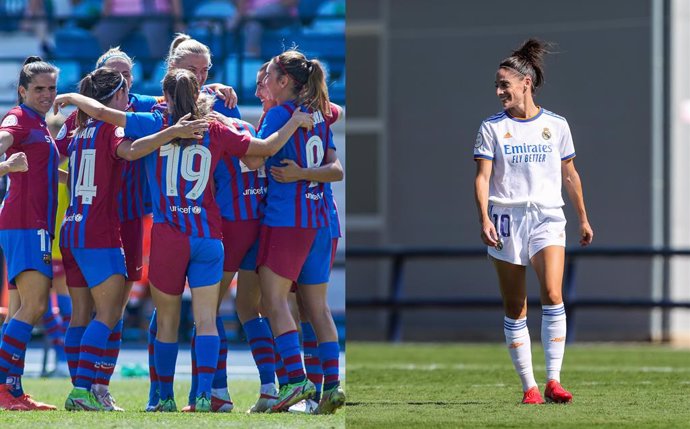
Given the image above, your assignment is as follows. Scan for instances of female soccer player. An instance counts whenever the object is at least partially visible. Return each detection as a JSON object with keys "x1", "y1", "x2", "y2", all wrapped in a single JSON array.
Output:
[
  {"x1": 257, "y1": 49, "x2": 345, "y2": 414},
  {"x1": 54, "y1": 68, "x2": 313, "y2": 412},
  {"x1": 473, "y1": 39, "x2": 594, "y2": 404},
  {"x1": 60, "y1": 67, "x2": 208, "y2": 411},
  {"x1": 0, "y1": 56, "x2": 60, "y2": 411}
]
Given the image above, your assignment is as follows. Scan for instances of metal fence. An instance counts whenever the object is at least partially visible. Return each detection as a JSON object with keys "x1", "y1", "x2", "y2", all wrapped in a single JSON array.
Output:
[{"x1": 346, "y1": 246, "x2": 690, "y2": 342}]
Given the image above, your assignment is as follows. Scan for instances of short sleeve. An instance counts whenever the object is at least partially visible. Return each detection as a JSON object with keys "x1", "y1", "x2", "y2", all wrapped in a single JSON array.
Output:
[
  {"x1": 473, "y1": 122, "x2": 495, "y2": 160},
  {"x1": 109, "y1": 126, "x2": 128, "y2": 160},
  {"x1": 128, "y1": 93, "x2": 159, "y2": 113},
  {"x1": 0, "y1": 110, "x2": 28, "y2": 145},
  {"x1": 211, "y1": 121, "x2": 250, "y2": 158},
  {"x1": 258, "y1": 105, "x2": 291, "y2": 139},
  {"x1": 560, "y1": 120, "x2": 576, "y2": 161},
  {"x1": 326, "y1": 103, "x2": 340, "y2": 125},
  {"x1": 54, "y1": 111, "x2": 76, "y2": 156},
  {"x1": 124, "y1": 111, "x2": 163, "y2": 139}
]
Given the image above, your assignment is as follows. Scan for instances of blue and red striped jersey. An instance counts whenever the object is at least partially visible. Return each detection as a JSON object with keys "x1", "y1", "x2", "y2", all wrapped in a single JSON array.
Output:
[
  {"x1": 214, "y1": 118, "x2": 267, "y2": 221},
  {"x1": 125, "y1": 110, "x2": 251, "y2": 238},
  {"x1": 258, "y1": 101, "x2": 335, "y2": 229},
  {"x1": 0, "y1": 104, "x2": 59, "y2": 235},
  {"x1": 60, "y1": 120, "x2": 126, "y2": 248}
]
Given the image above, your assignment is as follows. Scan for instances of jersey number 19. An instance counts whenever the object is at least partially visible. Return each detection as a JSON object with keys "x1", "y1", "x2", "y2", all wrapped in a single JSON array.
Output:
[{"x1": 160, "y1": 144, "x2": 212, "y2": 200}]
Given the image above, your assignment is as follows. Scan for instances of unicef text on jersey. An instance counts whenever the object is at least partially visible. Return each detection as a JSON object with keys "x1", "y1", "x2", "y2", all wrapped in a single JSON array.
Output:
[{"x1": 169, "y1": 205, "x2": 202, "y2": 215}]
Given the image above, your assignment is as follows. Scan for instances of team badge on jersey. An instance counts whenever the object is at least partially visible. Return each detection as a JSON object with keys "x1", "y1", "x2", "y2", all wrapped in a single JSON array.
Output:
[
  {"x1": 115, "y1": 127, "x2": 125, "y2": 138},
  {"x1": 542, "y1": 127, "x2": 551, "y2": 140},
  {"x1": 1, "y1": 115, "x2": 18, "y2": 127},
  {"x1": 475, "y1": 133, "x2": 483, "y2": 148},
  {"x1": 42, "y1": 253, "x2": 51, "y2": 265},
  {"x1": 57, "y1": 124, "x2": 67, "y2": 140}
]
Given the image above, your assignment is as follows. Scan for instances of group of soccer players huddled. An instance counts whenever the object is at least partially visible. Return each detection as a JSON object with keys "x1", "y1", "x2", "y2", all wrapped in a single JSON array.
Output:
[{"x1": 0, "y1": 32, "x2": 345, "y2": 414}]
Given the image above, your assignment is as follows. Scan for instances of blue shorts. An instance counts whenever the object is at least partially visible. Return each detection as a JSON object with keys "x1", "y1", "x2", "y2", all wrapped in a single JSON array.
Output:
[
  {"x1": 61, "y1": 247, "x2": 127, "y2": 288},
  {"x1": 149, "y1": 223, "x2": 224, "y2": 295},
  {"x1": 297, "y1": 227, "x2": 332, "y2": 285},
  {"x1": 0, "y1": 229, "x2": 53, "y2": 285}
]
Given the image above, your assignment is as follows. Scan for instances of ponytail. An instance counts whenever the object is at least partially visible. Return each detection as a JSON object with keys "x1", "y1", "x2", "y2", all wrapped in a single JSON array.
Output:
[
  {"x1": 162, "y1": 68, "x2": 211, "y2": 146},
  {"x1": 273, "y1": 50, "x2": 330, "y2": 116},
  {"x1": 499, "y1": 38, "x2": 552, "y2": 93},
  {"x1": 76, "y1": 67, "x2": 125, "y2": 129}
]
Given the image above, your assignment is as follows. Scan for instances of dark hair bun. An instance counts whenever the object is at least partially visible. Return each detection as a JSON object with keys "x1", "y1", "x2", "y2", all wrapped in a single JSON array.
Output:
[{"x1": 23, "y1": 56, "x2": 43, "y2": 66}]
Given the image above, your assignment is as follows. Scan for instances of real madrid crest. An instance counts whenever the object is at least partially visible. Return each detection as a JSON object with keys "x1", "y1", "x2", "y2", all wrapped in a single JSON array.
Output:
[
  {"x1": 542, "y1": 127, "x2": 551, "y2": 140},
  {"x1": 475, "y1": 132, "x2": 483, "y2": 148}
]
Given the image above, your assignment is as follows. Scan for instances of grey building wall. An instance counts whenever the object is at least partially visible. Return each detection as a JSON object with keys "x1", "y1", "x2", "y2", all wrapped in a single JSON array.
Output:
[{"x1": 347, "y1": 0, "x2": 656, "y2": 341}]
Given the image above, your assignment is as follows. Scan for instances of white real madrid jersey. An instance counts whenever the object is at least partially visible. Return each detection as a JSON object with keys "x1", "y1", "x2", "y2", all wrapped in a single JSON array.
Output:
[{"x1": 473, "y1": 108, "x2": 575, "y2": 208}]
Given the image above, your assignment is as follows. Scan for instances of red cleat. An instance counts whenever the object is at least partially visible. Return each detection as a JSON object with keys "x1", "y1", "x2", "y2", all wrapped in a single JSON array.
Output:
[
  {"x1": 0, "y1": 385, "x2": 30, "y2": 411},
  {"x1": 15, "y1": 393, "x2": 57, "y2": 411},
  {"x1": 210, "y1": 395, "x2": 234, "y2": 412},
  {"x1": 544, "y1": 380, "x2": 573, "y2": 403},
  {"x1": 181, "y1": 404, "x2": 195, "y2": 412},
  {"x1": 521, "y1": 386, "x2": 545, "y2": 404}
]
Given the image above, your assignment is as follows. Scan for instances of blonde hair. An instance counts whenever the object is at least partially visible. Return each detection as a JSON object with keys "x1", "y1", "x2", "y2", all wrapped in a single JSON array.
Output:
[
  {"x1": 166, "y1": 33, "x2": 212, "y2": 71},
  {"x1": 96, "y1": 47, "x2": 133, "y2": 69}
]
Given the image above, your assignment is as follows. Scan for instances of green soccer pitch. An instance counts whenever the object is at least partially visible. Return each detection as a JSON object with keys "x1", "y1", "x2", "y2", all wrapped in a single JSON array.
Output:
[
  {"x1": 0, "y1": 379, "x2": 345, "y2": 428},
  {"x1": 347, "y1": 342, "x2": 690, "y2": 428}
]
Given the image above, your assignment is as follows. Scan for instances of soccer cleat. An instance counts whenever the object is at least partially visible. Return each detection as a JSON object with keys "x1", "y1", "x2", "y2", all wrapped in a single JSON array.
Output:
[
  {"x1": 146, "y1": 388, "x2": 160, "y2": 412},
  {"x1": 0, "y1": 385, "x2": 30, "y2": 411},
  {"x1": 544, "y1": 380, "x2": 573, "y2": 403},
  {"x1": 157, "y1": 397, "x2": 177, "y2": 412},
  {"x1": 288, "y1": 398, "x2": 319, "y2": 414},
  {"x1": 92, "y1": 389, "x2": 124, "y2": 411},
  {"x1": 210, "y1": 394, "x2": 234, "y2": 412},
  {"x1": 181, "y1": 404, "x2": 195, "y2": 412},
  {"x1": 65, "y1": 388, "x2": 105, "y2": 411},
  {"x1": 15, "y1": 394, "x2": 57, "y2": 411},
  {"x1": 315, "y1": 385, "x2": 346, "y2": 414},
  {"x1": 247, "y1": 392, "x2": 279, "y2": 413},
  {"x1": 521, "y1": 386, "x2": 545, "y2": 404},
  {"x1": 270, "y1": 379, "x2": 316, "y2": 412},
  {"x1": 145, "y1": 402, "x2": 160, "y2": 412},
  {"x1": 195, "y1": 393, "x2": 211, "y2": 412}
]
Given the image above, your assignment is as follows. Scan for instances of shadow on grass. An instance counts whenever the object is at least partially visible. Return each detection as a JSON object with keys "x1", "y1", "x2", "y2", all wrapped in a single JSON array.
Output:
[{"x1": 348, "y1": 401, "x2": 484, "y2": 406}]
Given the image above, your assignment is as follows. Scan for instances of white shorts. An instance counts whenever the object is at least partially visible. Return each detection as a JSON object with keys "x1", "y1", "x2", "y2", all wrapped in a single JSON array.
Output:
[{"x1": 487, "y1": 204, "x2": 566, "y2": 266}]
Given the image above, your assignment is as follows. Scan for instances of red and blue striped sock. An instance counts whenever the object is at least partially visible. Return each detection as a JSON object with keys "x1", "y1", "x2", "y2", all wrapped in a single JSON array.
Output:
[
  {"x1": 41, "y1": 305, "x2": 66, "y2": 363},
  {"x1": 274, "y1": 350, "x2": 288, "y2": 386},
  {"x1": 57, "y1": 294, "x2": 72, "y2": 334},
  {"x1": 319, "y1": 341, "x2": 340, "y2": 391},
  {"x1": 147, "y1": 310, "x2": 159, "y2": 405},
  {"x1": 64, "y1": 326, "x2": 86, "y2": 384},
  {"x1": 94, "y1": 319, "x2": 122, "y2": 387},
  {"x1": 274, "y1": 331, "x2": 305, "y2": 384},
  {"x1": 188, "y1": 330, "x2": 198, "y2": 406},
  {"x1": 154, "y1": 340, "x2": 178, "y2": 400},
  {"x1": 301, "y1": 322, "x2": 322, "y2": 401},
  {"x1": 0, "y1": 319, "x2": 33, "y2": 385},
  {"x1": 243, "y1": 317, "x2": 276, "y2": 386},
  {"x1": 74, "y1": 320, "x2": 111, "y2": 390},
  {"x1": 195, "y1": 335, "x2": 220, "y2": 399},
  {"x1": 213, "y1": 317, "x2": 228, "y2": 389}
]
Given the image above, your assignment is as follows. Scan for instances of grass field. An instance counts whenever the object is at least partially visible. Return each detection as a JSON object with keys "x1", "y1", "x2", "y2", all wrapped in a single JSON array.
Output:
[
  {"x1": 0, "y1": 379, "x2": 345, "y2": 428},
  {"x1": 348, "y1": 342, "x2": 690, "y2": 428}
]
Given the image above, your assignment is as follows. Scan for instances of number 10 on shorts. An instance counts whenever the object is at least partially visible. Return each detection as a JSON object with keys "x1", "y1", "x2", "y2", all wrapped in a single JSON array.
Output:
[{"x1": 492, "y1": 214, "x2": 510, "y2": 237}]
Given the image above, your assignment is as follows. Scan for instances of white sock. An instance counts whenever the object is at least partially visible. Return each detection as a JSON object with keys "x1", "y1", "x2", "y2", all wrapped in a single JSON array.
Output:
[
  {"x1": 260, "y1": 382, "x2": 277, "y2": 396},
  {"x1": 211, "y1": 388, "x2": 231, "y2": 400},
  {"x1": 504, "y1": 316, "x2": 537, "y2": 391},
  {"x1": 91, "y1": 383, "x2": 108, "y2": 395},
  {"x1": 541, "y1": 304, "x2": 567, "y2": 382}
]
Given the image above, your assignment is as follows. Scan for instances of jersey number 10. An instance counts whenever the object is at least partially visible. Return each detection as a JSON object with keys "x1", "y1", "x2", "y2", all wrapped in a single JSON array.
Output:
[{"x1": 160, "y1": 144, "x2": 212, "y2": 200}]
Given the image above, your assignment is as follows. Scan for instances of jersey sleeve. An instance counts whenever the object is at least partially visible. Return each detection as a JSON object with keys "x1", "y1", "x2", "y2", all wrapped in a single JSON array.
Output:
[
  {"x1": 258, "y1": 105, "x2": 291, "y2": 139},
  {"x1": 212, "y1": 98, "x2": 242, "y2": 120},
  {"x1": 54, "y1": 111, "x2": 76, "y2": 156},
  {"x1": 211, "y1": 121, "x2": 251, "y2": 158},
  {"x1": 559, "y1": 120, "x2": 576, "y2": 161},
  {"x1": 0, "y1": 109, "x2": 29, "y2": 145},
  {"x1": 124, "y1": 111, "x2": 163, "y2": 139},
  {"x1": 109, "y1": 126, "x2": 128, "y2": 160},
  {"x1": 473, "y1": 121, "x2": 495, "y2": 160},
  {"x1": 327, "y1": 128, "x2": 336, "y2": 151},
  {"x1": 326, "y1": 103, "x2": 340, "y2": 125},
  {"x1": 128, "y1": 93, "x2": 160, "y2": 113}
]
